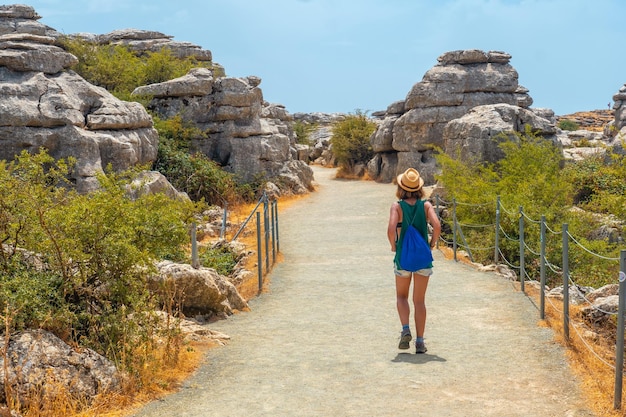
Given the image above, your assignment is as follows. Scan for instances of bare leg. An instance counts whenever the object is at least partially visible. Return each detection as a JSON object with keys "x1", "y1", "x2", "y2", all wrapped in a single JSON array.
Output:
[
  {"x1": 395, "y1": 275, "x2": 411, "y2": 327},
  {"x1": 412, "y1": 273, "x2": 430, "y2": 338}
]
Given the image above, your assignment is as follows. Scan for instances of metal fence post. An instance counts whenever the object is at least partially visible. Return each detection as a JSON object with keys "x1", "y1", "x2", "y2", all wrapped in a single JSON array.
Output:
[
  {"x1": 220, "y1": 203, "x2": 228, "y2": 239},
  {"x1": 191, "y1": 222, "x2": 200, "y2": 269},
  {"x1": 263, "y1": 193, "x2": 269, "y2": 273},
  {"x1": 271, "y1": 200, "x2": 277, "y2": 264},
  {"x1": 540, "y1": 215, "x2": 546, "y2": 320},
  {"x1": 614, "y1": 250, "x2": 626, "y2": 410},
  {"x1": 256, "y1": 212, "x2": 263, "y2": 293},
  {"x1": 562, "y1": 223, "x2": 570, "y2": 341},
  {"x1": 519, "y1": 206, "x2": 525, "y2": 293},
  {"x1": 452, "y1": 198, "x2": 458, "y2": 262},
  {"x1": 494, "y1": 196, "x2": 500, "y2": 264},
  {"x1": 275, "y1": 200, "x2": 280, "y2": 253}
]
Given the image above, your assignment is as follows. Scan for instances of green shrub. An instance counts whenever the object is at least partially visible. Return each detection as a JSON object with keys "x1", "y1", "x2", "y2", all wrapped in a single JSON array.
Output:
[
  {"x1": 330, "y1": 110, "x2": 376, "y2": 175},
  {"x1": 199, "y1": 245, "x2": 238, "y2": 276},
  {"x1": 152, "y1": 116, "x2": 257, "y2": 204},
  {"x1": 293, "y1": 121, "x2": 317, "y2": 146},
  {"x1": 558, "y1": 119, "x2": 580, "y2": 131},
  {"x1": 60, "y1": 37, "x2": 216, "y2": 100},
  {"x1": 563, "y1": 151, "x2": 626, "y2": 220},
  {"x1": 435, "y1": 128, "x2": 573, "y2": 271},
  {"x1": 0, "y1": 149, "x2": 197, "y2": 370},
  {"x1": 436, "y1": 127, "x2": 626, "y2": 288}
]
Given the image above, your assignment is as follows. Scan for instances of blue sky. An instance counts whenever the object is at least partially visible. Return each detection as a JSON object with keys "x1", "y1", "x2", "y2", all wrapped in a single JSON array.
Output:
[{"x1": 26, "y1": 0, "x2": 626, "y2": 116}]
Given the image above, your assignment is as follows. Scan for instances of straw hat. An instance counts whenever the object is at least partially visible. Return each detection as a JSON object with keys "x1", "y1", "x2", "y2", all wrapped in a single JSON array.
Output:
[{"x1": 397, "y1": 168, "x2": 424, "y2": 192}]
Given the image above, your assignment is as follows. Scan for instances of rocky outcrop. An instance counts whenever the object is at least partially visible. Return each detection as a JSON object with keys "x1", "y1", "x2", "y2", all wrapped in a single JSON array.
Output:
[
  {"x1": 367, "y1": 50, "x2": 540, "y2": 185},
  {"x1": 612, "y1": 83, "x2": 626, "y2": 136},
  {"x1": 443, "y1": 104, "x2": 558, "y2": 163},
  {"x1": 133, "y1": 69, "x2": 315, "y2": 194},
  {"x1": 0, "y1": 330, "x2": 119, "y2": 405},
  {"x1": 0, "y1": 5, "x2": 158, "y2": 193}
]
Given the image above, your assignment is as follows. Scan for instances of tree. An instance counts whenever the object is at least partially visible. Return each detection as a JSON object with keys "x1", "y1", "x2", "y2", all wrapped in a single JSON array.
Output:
[{"x1": 330, "y1": 110, "x2": 377, "y2": 176}]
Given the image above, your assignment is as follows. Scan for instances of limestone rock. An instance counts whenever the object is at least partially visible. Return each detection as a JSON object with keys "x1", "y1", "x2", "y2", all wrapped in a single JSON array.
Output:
[
  {"x1": 96, "y1": 28, "x2": 213, "y2": 62},
  {"x1": 0, "y1": 5, "x2": 159, "y2": 193},
  {"x1": 367, "y1": 49, "x2": 539, "y2": 184},
  {"x1": 443, "y1": 103, "x2": 557, "y2": 164},
  {"x1": 0, "y1": 330, "x2": 119, "y2": 405},
  {"x1": 133, "y1": 67, "x2": 214, "y2": 97},
  {"x1": 126, "y1": 171, "x2": 190, "y2": 201},
  {"x1": 613, "y1": 83, "x2": 626, "y2": 132},
  {"x1": 138, "y1": 69, "x2": 315, "y2": 193},
  {"x1": 151, "y1": 261, "x2": 249, "y2": 317}
]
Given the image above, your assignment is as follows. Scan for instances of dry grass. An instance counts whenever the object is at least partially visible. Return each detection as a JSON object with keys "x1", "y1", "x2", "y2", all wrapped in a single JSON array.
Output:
[{"x1": 444, "y1": 248, "x2": 626, "y2": 416}]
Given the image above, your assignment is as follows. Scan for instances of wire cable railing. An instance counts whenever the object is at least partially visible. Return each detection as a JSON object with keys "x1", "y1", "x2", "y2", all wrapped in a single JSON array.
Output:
[{"x1": 434, "y1": 193, "x2": 626, "y2": 409}]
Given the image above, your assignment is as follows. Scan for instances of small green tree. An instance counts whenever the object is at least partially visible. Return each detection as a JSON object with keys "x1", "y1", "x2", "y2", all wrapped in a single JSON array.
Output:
[{"x1": 330, "y1": 110, "x2": 376, "y2": 176}]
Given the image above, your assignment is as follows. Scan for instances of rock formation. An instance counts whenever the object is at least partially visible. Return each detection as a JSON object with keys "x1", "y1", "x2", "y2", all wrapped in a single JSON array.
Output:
[
  {"x1": 612, "y1": 83, "x2": 626, "y2": 137},
  {"x1": 0, "y1": 4, "x2": 159, "y2": 193},
  {"x1": 133, "y1": 69, "x2": 315, "y2": 194},
  {"x1": 367, "y1": 49, "x2": 551, "y2": 185}
]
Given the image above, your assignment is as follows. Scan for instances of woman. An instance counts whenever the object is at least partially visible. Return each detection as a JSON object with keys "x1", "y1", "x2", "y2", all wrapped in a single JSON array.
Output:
[{"x1": 387, "y1": 168, "x2": 441, "y2": 354}]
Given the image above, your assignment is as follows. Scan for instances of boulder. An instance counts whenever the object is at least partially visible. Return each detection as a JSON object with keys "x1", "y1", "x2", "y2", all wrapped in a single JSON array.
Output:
[
  {"x1": 125, "y1": 171, "x2": 190, "y2": 201},
  {"x1": 95, "y1": 28, "x2": 213, "y2": 62},
  {"x1": 150, "y1": 261, "x2": 249, "y2": 317},
  {"x1": 0, "y1": 5, "x2": 159, "y2": 193},
  {"x1": 443, "y1": 103, "x2": 557, "y2": 164},
  {"x1": 0, "y1": 330, "x2": 119, "y2": 405}
]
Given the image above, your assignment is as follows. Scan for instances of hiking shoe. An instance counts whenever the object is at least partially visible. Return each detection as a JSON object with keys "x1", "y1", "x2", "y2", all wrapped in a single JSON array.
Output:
[
  {"x1": 398, "y1": 331, "x2": 412, "y2": 350},
  {"x1": 415, "y1": 341, "x2": 427, "y2": 354}
]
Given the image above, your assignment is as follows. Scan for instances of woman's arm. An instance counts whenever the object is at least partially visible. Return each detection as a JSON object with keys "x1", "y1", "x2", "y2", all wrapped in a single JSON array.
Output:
[
  {"x1": 387, "y1": 202, "x2": 401, "y2": 252},
  {"x1": 424, "y1": 201, "x2": 441, "y2": 248}
]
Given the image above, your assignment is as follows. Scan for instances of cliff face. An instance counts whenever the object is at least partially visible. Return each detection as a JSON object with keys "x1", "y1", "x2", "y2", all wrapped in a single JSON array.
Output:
[{"x1": 0, "y1": 4, "x2": 158, "y2": 193}]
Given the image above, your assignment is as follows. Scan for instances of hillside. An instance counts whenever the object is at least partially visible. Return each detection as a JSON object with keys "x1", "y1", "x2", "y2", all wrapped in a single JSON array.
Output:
[{"x1": 556, "y1": 109, "x2": 615, "y2": 132}]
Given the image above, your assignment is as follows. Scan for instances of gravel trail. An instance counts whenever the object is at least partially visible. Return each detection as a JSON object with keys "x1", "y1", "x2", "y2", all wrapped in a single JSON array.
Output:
[{"x1": 133, "y1": 166, "x2": 595, "y2": 417}]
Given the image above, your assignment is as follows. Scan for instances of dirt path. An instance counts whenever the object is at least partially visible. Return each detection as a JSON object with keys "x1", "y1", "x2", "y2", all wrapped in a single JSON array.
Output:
[{"x1": 133, "y1": 166, "x2": 595, "y2": 417}]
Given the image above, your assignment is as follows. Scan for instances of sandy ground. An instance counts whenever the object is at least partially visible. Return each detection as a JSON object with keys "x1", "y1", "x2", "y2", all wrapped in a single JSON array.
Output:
[{"x1": 132, "y1": 166, "x2": 595, "y2": 417}]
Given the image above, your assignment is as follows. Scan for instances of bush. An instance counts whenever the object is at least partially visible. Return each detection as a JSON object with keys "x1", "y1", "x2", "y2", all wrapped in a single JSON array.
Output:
[
  {"x1": 558, "y1": 119, "x2": 580, "y2": 131},
  {"x1": 563, "y1": 151, "x2": 626, "y2": 221},
  {"x1": 330, "y1": 110, "x2": 376, "y2": 175},
  {"x1": 293, "y1": 121, "x2": 318, "y2": 146},
  {"x1": 435, "y1": 128, "x2": 573, "y2": 270},
  {"x1": 199, "y1": 245, "x2": 238, "y2": 276},
  {"x1": 152, "y1": 116, "x2": 257, "y2": 204},
  {"x1": 0, "y1": 149, "x2": 197, "y2": 370},
  {"x1": 60, "y1": 37, "x2": 217, "y2": 100}
]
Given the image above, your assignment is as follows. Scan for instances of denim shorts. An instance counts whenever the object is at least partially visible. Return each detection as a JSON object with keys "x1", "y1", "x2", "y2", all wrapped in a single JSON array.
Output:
[{"x1": 394, "y1": 266, "x2": 433, "y2": 277}]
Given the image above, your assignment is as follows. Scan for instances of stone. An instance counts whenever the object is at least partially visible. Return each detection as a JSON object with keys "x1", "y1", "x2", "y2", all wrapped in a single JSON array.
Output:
[
  {"x1": 150, "y1": 260, "x2": 249, "y2": 317},
  {"x1": 613, "y1": 83, "x2": 626, "y2": 132},
  {"x1": 443, "y1": 103, "x2": 557, "y2": 164},
  {"x1": 0, "y1": 330, "x2": 119, "y2": 405}
]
